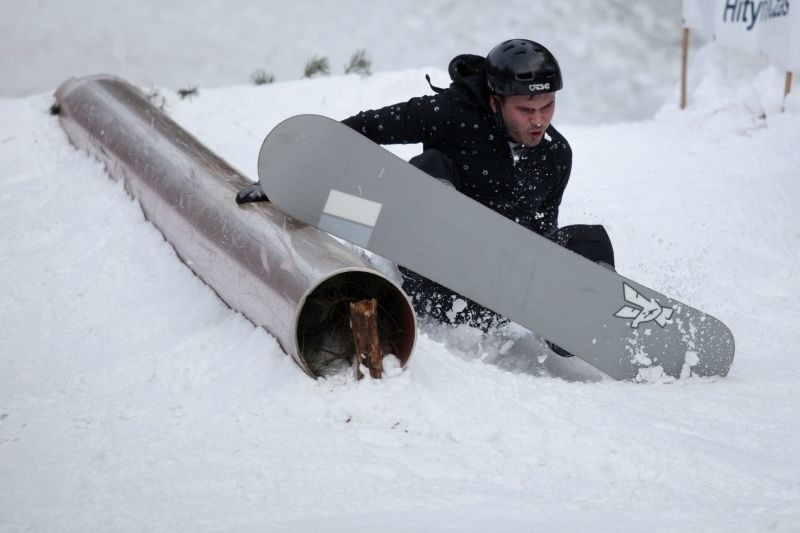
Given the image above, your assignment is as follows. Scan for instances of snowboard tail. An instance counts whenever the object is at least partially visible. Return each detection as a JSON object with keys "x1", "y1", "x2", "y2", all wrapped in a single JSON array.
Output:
[{"x1": 258, "y1": 114, "x2": 735, "y2": 380}]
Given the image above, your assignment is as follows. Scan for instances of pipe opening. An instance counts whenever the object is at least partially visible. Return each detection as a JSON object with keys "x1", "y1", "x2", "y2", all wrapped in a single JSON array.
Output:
[{"x1": 297, "y1": 270, "x2": 416, "y2": 378}]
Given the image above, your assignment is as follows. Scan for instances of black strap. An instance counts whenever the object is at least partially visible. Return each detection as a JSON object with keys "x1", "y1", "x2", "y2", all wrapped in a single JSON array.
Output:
[{"x1": 425, "y1": 74, "x2": 447, "y2": 94}]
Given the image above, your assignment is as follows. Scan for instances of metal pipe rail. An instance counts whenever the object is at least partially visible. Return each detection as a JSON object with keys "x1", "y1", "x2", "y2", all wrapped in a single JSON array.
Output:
[{"x1": 54, "y1": 75, "x2": 416, "y2": 377}]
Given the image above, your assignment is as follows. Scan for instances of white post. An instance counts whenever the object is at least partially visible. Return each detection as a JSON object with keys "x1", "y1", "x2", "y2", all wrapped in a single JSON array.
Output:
[{"x1": 680, "y1": 27, "x2": 690, "y2": 110}]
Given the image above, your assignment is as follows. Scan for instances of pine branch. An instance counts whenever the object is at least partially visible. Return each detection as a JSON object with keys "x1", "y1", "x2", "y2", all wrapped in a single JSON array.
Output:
[
  {"x1": 345, "y1": 49, "x2": 372, "y2": 75},
  {"x1": 251, "y1": 69, "x2": 275, "y2": 85},
  {"x1": 177, "y1": 86, "x2": 198, "y2": 100},
  {"x1": 304, "y1": 55, "x2": 330, "y2": 78}
]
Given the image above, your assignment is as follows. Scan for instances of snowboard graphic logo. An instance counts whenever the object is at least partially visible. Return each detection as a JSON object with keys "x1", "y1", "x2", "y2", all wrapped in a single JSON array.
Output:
[{"x1": 614, "y1": 283, "x2": 674, "y2": 328}]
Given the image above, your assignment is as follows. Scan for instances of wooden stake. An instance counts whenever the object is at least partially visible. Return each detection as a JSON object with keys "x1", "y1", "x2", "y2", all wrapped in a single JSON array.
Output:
[
  {"x1": 349, "y1": 299, "x2": 382, "y2": 379},
  {"x1": 783, "y1": 71, "x2": 793, "y2": 112},
  {"x1": 680, "y1": 27, "x2": 690, "y2": 110}
]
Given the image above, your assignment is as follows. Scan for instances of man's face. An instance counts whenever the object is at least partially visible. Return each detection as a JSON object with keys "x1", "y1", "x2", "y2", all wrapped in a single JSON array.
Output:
[{"x1": 490, "y1": 93, "x2": 556, "y2": 147}]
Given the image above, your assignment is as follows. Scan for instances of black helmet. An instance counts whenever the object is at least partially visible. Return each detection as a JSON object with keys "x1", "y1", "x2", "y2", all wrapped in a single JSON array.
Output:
[{"x1": 486, "y1": 39, "x2": 563, "y2": 96}]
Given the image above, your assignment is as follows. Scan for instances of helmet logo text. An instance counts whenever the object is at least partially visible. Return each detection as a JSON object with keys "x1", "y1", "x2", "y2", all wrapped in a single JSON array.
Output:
[{"x1": 528, "y1": 83, "x2": 551, "y2": 91}]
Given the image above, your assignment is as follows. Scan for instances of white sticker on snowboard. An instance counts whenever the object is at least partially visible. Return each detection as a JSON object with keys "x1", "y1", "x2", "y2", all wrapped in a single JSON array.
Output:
[
  {"x1": 323, "y1": 190, "x2": 382, "y2": 227},
  {"x1": 318, "y1": 189, "x2": 383, "y2": 248}
]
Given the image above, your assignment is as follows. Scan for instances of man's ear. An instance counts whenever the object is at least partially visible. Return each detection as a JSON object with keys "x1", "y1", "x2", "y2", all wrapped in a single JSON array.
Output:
[{"x1": 489, "y1": 96, "x2": 497, "y2": 113}]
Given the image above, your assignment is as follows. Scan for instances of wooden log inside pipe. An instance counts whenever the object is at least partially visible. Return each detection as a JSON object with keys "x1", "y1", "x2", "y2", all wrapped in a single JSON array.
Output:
[{"x1": 350, "y1": 299, "x2": 382, "y2": 379}]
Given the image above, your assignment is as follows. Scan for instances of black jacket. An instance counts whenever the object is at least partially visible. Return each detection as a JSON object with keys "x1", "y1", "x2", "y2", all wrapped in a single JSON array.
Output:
[{"x1": 342, "y1": 54, "x2": 572, "y2": 236}]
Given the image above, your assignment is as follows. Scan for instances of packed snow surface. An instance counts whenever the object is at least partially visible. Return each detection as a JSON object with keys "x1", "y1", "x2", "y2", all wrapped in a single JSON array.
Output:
[{"x1": 2, "y1": 2, "x2": 800, "y2": 531}]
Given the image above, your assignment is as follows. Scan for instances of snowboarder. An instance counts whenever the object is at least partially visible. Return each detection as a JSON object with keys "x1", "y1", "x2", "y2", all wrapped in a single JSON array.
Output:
[
  {"x1": 240, "y1": 39, "x2": 614, "y2": 344},
  {"x1": 340, "y1": 39, "x2": 614, "y2": 335}
]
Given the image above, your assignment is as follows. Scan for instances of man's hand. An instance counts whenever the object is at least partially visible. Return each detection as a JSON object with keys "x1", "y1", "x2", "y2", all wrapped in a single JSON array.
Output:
[{"x1": 235, "y1": 181, "x2": 269, "y2": 204}]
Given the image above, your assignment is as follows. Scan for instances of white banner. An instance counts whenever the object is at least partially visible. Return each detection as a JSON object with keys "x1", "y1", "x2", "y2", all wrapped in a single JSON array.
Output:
[{"x1": 681, "y1": 0, "x2": 800, "y2": 72}]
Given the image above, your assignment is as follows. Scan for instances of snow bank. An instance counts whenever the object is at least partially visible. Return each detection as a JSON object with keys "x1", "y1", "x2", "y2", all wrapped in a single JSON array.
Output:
[{"x1": 2, "y1": 0, "x2": 685, "y2": 125}]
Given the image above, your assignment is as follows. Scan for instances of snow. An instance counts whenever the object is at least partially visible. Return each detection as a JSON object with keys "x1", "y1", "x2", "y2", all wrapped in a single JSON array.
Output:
[
  {"x1": 4, "y1": 0, "x2": 682, "y2": 126},
  {"x1": 2, "y1": 2, "x2": 800, "y2": 531}
]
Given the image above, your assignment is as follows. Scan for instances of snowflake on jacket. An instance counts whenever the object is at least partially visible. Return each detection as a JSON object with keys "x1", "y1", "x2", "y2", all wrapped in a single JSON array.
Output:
[{"x1": 342, "y1": 54, "x2": 572, "y2": 236}]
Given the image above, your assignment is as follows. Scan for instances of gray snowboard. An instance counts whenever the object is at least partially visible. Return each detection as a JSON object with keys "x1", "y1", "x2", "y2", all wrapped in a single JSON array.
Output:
[{"x1": 258, "y1": 114, "x2": 735, "y2": 380}]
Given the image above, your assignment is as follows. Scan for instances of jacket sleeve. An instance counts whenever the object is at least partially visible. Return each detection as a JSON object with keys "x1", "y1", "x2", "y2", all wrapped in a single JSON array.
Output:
[{"x1": 341, "y1": 93, "x2": 454, "y2": 146}]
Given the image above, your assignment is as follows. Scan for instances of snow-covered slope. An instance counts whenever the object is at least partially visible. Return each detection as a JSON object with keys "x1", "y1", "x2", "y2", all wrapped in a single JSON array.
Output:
[
  {"x1": 2, "y1": 3, "x2": 800, "y2": 531},
  {"x1": 4, "y1": 0, "x2": 683, "y2": 125}
]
